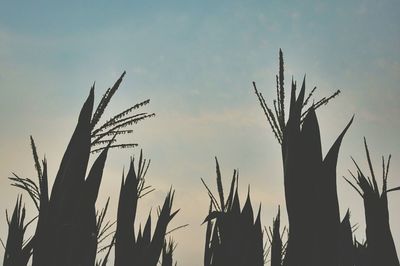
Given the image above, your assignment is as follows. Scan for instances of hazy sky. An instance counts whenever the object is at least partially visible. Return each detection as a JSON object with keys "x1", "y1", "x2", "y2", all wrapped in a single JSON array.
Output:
[{"x1": 0, "y1": 1, "x2": 399, "y2": 265}]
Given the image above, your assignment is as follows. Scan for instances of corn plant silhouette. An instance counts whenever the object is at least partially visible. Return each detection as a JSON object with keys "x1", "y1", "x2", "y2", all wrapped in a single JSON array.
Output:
[
  {"x1": 2, "y1": 196, "x2": 33, "y2": 266},
  {"x1": 338, "y1": 210, "x2": 356, "y2": 266},
  {"x1": 2, "y1": 73, "x2": 180, "y2": 266},
  {"x1": 202, "y1": 158, "x2": 264, "y2": 266},
  {"x1": 161, "y1": 238, "x2": 178, "y2": 266},
  {"x1": 8, "y1": 84, "x2": 113, "y2": 266},
  {"x1": 345, "y1": 138, "x2": 400, "y2": 266},
  {"x1": 114, "y1": 151, "x2": 179, "y2": 266},
  {"x1": 266, "y1": 207, "x2": 286, "y2": 266},
  {"x1": 254, "y1": 50, "x2": 353, "y2": 266}
]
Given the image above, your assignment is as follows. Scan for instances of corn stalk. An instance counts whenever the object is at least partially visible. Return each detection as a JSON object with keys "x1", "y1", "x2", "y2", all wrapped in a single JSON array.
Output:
[
  {"x1": 2, "y1": 196, "x2": 33, "y2": 266},
  {"x1": 202, "y1": 158, "x2": 264, "y2": 266},
  {"x1": 254, "y1": 50, "x2": 353, "y2": 266},
  {"x1": 114, "y1": 151, "x2": 179, "y2": 266},
  {"x1": 5, "y1": 73, "x2": 155, "y2": 266},
  {"x1": 345, "y1": 138, "x2": 400, "y2": 266}
]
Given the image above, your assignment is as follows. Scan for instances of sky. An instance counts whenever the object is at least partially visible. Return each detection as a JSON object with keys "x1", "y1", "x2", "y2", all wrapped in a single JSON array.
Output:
[{"x1": 0, "y1": 0, "x2": 399, "y2": 265}]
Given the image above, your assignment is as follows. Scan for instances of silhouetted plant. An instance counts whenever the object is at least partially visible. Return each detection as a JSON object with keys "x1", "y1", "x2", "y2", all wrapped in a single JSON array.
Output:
[
  {"x1": 161, "y1": 238, "x2": 177, "y2": 266},
  {"x1": 202, "y1": 158, "x2": 264, "y2": 266},
  {"x1": 254, "y1": 50, "x2": 353, "y2": 266},
  {"x1": 96, "y1": 198, "x2": 115, "y2": 255},
  {"x1": 338, "y1": 210, "x2": 356, "y2": 266},
  {"x1": 3, "y1": 73, "x2": 158, "y2": 266},
  {"x1": 253, "y1": 49, "x2": 340, "y2": 144},
  {"x1": 114, "y1": 151, "x2": 180, "y2": 266},
  {"x1": 2, "y1": 196, "x2": 33, "y2": 266},
  {"x1": 96, "y1": 235, "x2": 115, "y2": 266},
  {"x1": 353, "y1": 240, "x2": 369, "y2": 266},
  {"x1": 266, "y1": 207, "x2": 286, "y2": 266},
  {"x1": 345, "y1": 138, "x2": 400, "y2": 266},
  {"x1": 3, "y1": 51, "x2": 399, "y2": 266}
]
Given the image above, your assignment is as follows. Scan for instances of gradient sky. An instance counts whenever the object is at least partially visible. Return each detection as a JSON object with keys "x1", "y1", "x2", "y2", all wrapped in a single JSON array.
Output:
[{"x1": 0, "y1": 1, "x2": 399, "y2": 265}]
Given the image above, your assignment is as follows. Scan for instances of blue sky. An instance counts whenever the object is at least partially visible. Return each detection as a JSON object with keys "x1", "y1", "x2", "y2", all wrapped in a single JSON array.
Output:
[{"x1": 1, "y1": 1, "x2": 399, "y2": 264}]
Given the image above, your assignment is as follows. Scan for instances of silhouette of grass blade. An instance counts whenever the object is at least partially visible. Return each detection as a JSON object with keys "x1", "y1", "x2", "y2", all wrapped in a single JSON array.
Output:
[
  {"x1": 162, "y1": 238, "x2": 177, "y2": 266},
  {"x1": 339, "y1": 210, "x2": 355, "y2": 266},
  {"x1": 270, "y1": 207, "x2": 283, "y2": 266},
  {"x1": 115, "y1": 159, "x2": 140, "y2": 265},
  {"x1": 346, "y1": 140, "x2": 399, "y2": 266},
  {"x1": 215, "y1": 157, "x2": 225, "y2": 212},
  {"x1": 3, "y1": 196, "x2": 32, "y2": 266},
  {"x1": 148, "y1": 190, "x2": 179, "y2": 265},
  {"x1": 50, "y1": 87, "x2": 94, "y2": 206}
]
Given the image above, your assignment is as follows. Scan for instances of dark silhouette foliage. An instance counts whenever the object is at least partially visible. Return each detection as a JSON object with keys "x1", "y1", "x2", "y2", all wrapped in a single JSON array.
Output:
[
  {"x1": 2, "y1": 51, "x2": 399, "y2": 266},
  {"x1": 345, "y1": 138, "x2": 400, "y2": 266},
  {"x1": 338, "y1": 210, "x2": 356, "y2": 266},
  {"x1": 2, "y1": 74, "x2": 179, "y2": 266},
  {"x1": 202, "y1": 158, "x2": 264, "y2": 266},
  {"x1": 115, "y1": 152, "x2": 179, "y2": 266},
  {"x1": 161, "y1": 238, "x2": 178, "y2": 266},
  {"x1": 255, "y1": 51, "x2": 353, "y2": 266},
  {"x1": 268, "y1": 208, "x2": 285, "y2": 266},
  {"x1": 254, "y1": 50, "x2": 399, "y2": 266},
  {"x1": 2, "y1": 196, "x2": 32, "y2": 266}
]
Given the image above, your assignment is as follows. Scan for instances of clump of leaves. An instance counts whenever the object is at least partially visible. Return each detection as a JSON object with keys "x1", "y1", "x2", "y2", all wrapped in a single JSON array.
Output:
[
  {"x1": 2, "y1": 196, "x2": 33, "y2": 266},
  {"x1": 161, "y1": 238, "x2": 178, "y2": 266},
  {"x1": 265, "y1": 207, "x2": 287, "y2": 266},
  {"x1": 114, "y1": 151, "x2": 180, "y2": 266},
  {"x1": 202, "y1": 158, "x2": 264, "y2": 266},
  {"x1": 5, "y1": 73, "x2": 154, "y2": 266},
  {"x1": 344, "y1": 138, "x2": 400, "y2": 266}
]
